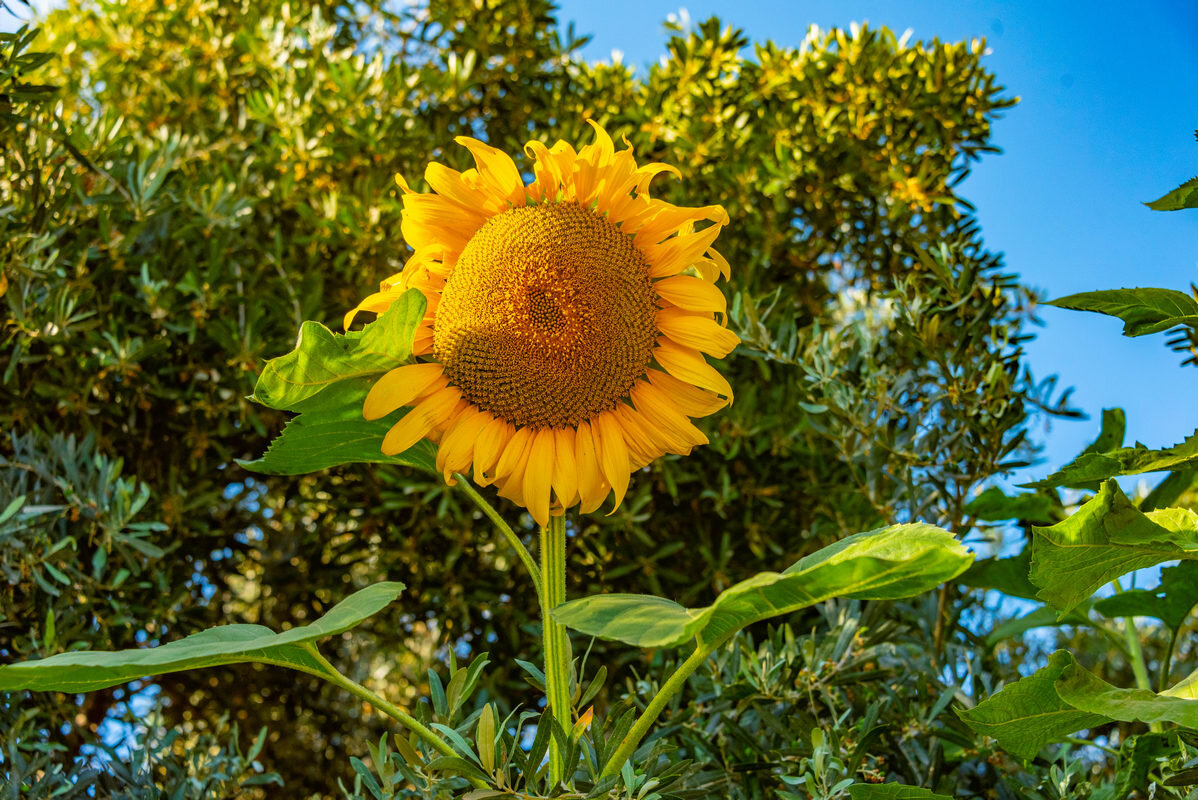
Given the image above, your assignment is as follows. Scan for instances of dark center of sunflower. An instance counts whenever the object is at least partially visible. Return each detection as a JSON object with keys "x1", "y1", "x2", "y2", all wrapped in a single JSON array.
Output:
[{"x1": 434, "y1": 202, "x2": 657, "y2": 428}]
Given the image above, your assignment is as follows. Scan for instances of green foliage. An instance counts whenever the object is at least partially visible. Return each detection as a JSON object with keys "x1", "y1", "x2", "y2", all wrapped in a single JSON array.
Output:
[
  {"x1": 1029, "y1": 479, "x2": 1198, "y2": 614},
  {"x1": 241, "y1": 291, "x2": 437, "y2": 474},
  {"x1": 555, "y1": 525, "x2": 971, "y2": 649},
  {"x1": 1147, "y1": 176, "x2": 1198, "y2": 211},
  {"x1": 0, "y1": 0, "x2": 1112, "y2": 795},
  {"x1": 0, "y1": 582, "x2": 404, "y2": 691}
]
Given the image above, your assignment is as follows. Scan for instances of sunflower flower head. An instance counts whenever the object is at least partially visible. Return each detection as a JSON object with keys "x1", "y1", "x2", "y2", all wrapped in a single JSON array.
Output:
[{"x1": 350, "y1": 121, "x2": 737, "y2": 526}]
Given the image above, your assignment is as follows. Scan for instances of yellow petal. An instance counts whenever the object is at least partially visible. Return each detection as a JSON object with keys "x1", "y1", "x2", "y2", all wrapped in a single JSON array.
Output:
[
  {"x1": 630, "y1": 380, "x2": 709, "y2": 453},
  {"x1": 344, "y1": 288, "x2": 404, "y2": 329},
  {"x1": 575, "y1": 421, "x2": 609, "y2": 514},
  {"x1": 381, "y1": 385, "x2": 461, "y2": 455},
  {"x1": 656, "y1": 308, "x2": 740, "y2": 358},
  {"x1": 522, "y1": 429, "x2": 555, "y2": 527},
  {"x1": 642, "y1": 223, "x2": 724, "y2": 278},
  {"x1": 653, "y1": 275, "x2": 728, "y2": 314},
  {"x1": 552, "y1": 427, "x2": 579, "y2": 511},
  {"x1": 494, "y1": 426, "x2": 533, "y2": 482},
  {"x1": 613, "y1": 403, "x2": 664, "y2": 468},
  {"x1": 473, "y1": 415, "x2": 513, "y2": 485},
  {"x1": 436, "y1": 406, "x2": 489, "y2": 481},
  {"x1": 707, "y1": 246, "x2": 731, "y2": 280},
  {"x1": 646, "y1": 368, "x2": 727, "y2": 417},
  {"x1": 454, "y1": 136, "x2": 526, "y2": 206},
  {"x1": 363, "y1": 363, "x2": 446, "y2": 421},
  {"x1": 652, "y1": 337, "x2": 734, "y2": 400},
  {"x1": 591, "y1": 411, "x2": 630, "y2": 512},
  {"x1": 425, "y1": 161, "x2": 506, "y2": 216}
]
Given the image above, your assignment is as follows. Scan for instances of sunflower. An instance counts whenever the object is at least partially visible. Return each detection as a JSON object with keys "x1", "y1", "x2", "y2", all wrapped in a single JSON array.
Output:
[{"x1": 348, "y1": 121, "x2": 737, "y2": 526}]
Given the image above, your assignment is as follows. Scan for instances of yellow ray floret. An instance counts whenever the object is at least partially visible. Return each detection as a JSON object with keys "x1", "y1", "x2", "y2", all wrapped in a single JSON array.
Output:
[{"x1": 351, "y1": 121, "x2": 738, "y2": 526}]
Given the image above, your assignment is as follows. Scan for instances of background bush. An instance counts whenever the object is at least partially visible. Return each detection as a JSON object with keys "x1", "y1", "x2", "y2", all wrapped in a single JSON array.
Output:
[{"x1": 6, "y1": 1, "x2": 1184, "y2": 797}]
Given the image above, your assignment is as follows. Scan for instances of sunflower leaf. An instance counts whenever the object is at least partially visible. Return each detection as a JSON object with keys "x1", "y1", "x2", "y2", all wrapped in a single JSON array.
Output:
[
  {"x1": 242, "y1": 290, "x2": 435, "y2": 475},
  {"x1": 0, "y1": 582, "x2": 404, "y2": 692},
  {"x1": 1146, "y1": 175, "x2": 1198, "y2": 211},
  {"x1": 1021, "y1": 429, "x2": 1198, "y2": 490},
  {"x1": 847, "y1": 785, "x2": 953, "y2": 800},
  {"x1": 957, "y1": 651, "x2": 1108, "y2": 760},
  {"x1": 1028, "y1": 480, "x2": 1198, "y2": 614},
  {"x1": 553, "y1": 524, "x2": 972, "y2": 649},
  {"x1": 1055, "y1": 656, "x2": 1198, "y2": 728},
  {"x1": 1045, "y1": 287, "x2": 1198, "y2": 338},
  {"x1": 249, "y1": 289, "x2": 426, "y2": 413}
]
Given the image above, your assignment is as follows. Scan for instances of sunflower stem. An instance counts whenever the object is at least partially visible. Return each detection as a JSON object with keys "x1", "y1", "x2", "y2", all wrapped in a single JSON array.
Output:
[
  {"x1": 540, "y1": 514, "x2": 573, "y2": 785},
  {"x1": 599, "y1": 637, "x2": 721, "y2": 779},
  {"x1": 454, "y1": 473, "x2": 542, "y2": 599}
]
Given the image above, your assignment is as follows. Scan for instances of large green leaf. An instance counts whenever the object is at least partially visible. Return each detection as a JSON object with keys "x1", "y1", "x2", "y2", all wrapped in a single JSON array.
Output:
[
  {"x1": 1029, "y1": 480, "x2": 1198, "y2": 613},
  {"x1": 553, "y1": 524, "x2": 972, "y2": 649},
  {"x1": 1056, "y1": 659, "x2": 1198, "y2": 728},
  {"x1": 239, "y1": 392, "x2": 436, "y2": 475},
  {"x1": 961, "y1": 650, "x2": 1198, "y2": 761},
  {"x1": 250, "y1": 290, "x2": 426, "y2": 413},
  {"x1": 960, "y1": 549, "x2": 1038, "y2": 600},
  {"x1": 957, "y1": 651, "x2": 1107, "y2": 760},
  {"x1": 1146, "y1": 176, "x2": 1198, "y2": 211},
  {"x1": 963, "y1": 487, "x2": 1056, "y2": 524},
  {"x1": 1022, "y1": 425, "x2": 1198, "y2": 490},
  {"x1": 0, "y1": 582, "x2": 404, "y2": 692},
  {"x1": 1046, "y1": 288, "x2": 1198, "y2": 338},
  {"x1": 1092, "y1": 562, "x2": 1198, "y2": 630},
  {"x1": 984, "y1": 604, "x2": 1091, "y2": 649},
  {"x1": 241, "y1": 290, "x2": 437, "y2": 475}
]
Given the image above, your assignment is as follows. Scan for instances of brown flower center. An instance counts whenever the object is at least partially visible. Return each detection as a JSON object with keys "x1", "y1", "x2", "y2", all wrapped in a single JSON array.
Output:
[{"x1": 434, "y1": 202, "x2": 657, "y2": 428}]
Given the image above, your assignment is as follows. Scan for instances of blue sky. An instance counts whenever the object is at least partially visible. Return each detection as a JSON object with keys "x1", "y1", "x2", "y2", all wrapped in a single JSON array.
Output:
[
  {"x1": 3, "y1": 0, "x2": 1195, "y2": 480},
  {"x1": 558, "y1": 0, "x2": 1198, "y2": 481}
]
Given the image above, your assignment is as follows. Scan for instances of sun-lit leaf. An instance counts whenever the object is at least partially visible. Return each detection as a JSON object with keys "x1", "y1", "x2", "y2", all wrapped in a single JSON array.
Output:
[
  {"x1": 553, "y1": 524, "x2": 972, "y2": 649},
  {"x1": 1092, "y1": 561, "x2": 1198, "y2": 630},
  {"x1": 1146, "y1": 176, "x2": 1198, "y2": 211},
  {"x1": 0, "y1": 582, "x2": 405, "y2": 692},
  {"x1": 1055, "y1": 658, "x2": 1198, "y2": 728},
  {"x1": 964, "y1": 487, "x2": 1056, "y2": 524},
  {"x1": 1046, "y1": 287, "x2": 1198, "y2": 338},
  {"x1": 250, "y1": 290, "x2": 426, "y2": 413},
  {"x1": 1029, "y1": 480, "x2": 1198, "y2": 613},
  {"x1": 1023, "y1": 431, "x2": 1198, "y2": 490},
  {"x1": 957, "y1": 651, "x2": 1107, "y2": 760}
]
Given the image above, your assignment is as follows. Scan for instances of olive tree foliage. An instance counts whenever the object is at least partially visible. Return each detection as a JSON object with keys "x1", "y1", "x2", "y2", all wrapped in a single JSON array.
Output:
[{"x1": 2, "y1": 0, "x2": 1068, "y2": 793}]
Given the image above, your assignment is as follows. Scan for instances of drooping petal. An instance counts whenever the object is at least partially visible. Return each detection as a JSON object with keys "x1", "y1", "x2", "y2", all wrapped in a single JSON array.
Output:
[
  {"x1": 381, "y1": 385, "x2": 462, "y2": 455},
  {"x1": 656, "y1": 308, "x2": 740, "y2": 358},
  {"x1": 551, "y1": 427, "x2": 579, "y2": 511},
  {"x1": 591, "y1": 411, "x2": 630, "y2": 511},
  {"x1": 436, "y1": 406, "x2": 490, "y2": 482},
  {"x1": 575, "y1": 421, "x2": 609, "y2": 514},
  {"x1": 473, "y1": 416, "x2": 513, "y2": 485},
  {"x1": 653, "y1": 275, "x2": 729, "y2": 314},
  {"x1": 522, "y1": 429, "x2": 556, "y2": 527},
  {"x1": 645, "y1": 368, "x2": 728, "y2": 417},
  {"x1": 363, "y1": 363, "x2": 446, "y2": 420},
  {"x1": 642, "y1": 223, "x2": 725, "y2": 278},
  {"x1": 493, "y1": 426, "x2": 533, "y2": 482},
  {"x1": 652, "y1": 337, "x2": 734, "y2": 400},
  {"x1": 630, "y1": 380, "x2": 709, "y2": 453}
]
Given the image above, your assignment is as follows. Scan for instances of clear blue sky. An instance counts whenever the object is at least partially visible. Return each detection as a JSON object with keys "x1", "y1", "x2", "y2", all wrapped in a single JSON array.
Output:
[
  {"x1": 3, "y1": 0, "x2": 1195, "y2": 481},
  {"x1": 557, "y1": 0, "x2": 1198, "y2": 482}
]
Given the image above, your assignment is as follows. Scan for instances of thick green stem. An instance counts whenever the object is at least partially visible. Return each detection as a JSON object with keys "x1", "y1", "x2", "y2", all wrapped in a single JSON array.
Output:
[
  {"x1": 1113, "y1": 580, "x2": 1162, "y2": 733},
  {"x1": 454, "y1": 473, "x2": 542, "y2": 599},
  {"x1": 1158, "y1": 625, "x2": 1181, "y2": 693},
  {"x1": 600, "y1": 639, "x2": 718, "y2": 779},
  {"x1": 301, "y1": 645, "x2": 488, "y2": 789},
  {"x1": 541, "y1": 514, "x2": 572, "y2": 784}
]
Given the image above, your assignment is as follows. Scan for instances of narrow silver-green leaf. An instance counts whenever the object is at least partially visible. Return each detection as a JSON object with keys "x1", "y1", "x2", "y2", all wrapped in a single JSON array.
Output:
[
  {"x1": 1029, "y1": 480, "x2": 1198, "y2": 614},
  {"x1": 0, "y1": 582, "x2": 404, "y2": 692},
  {"x1": 957, "y1": 651, "x2": 1107, "y2": 760},
  {"x1": 553, "y1": 524, "x2": 972, "y2": 649}
]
